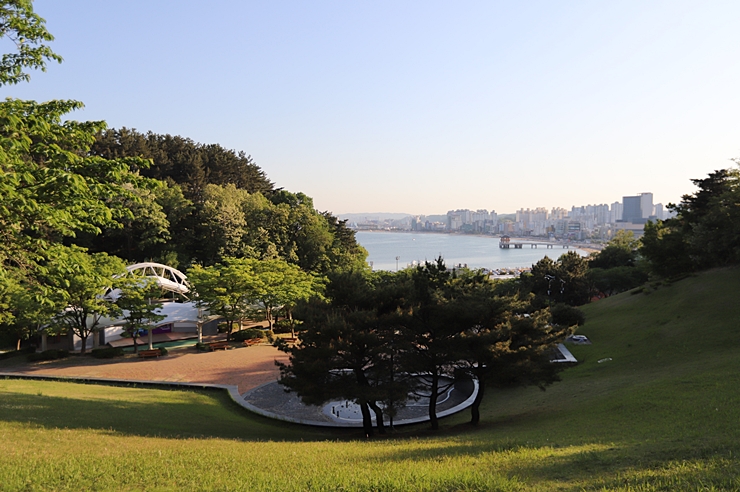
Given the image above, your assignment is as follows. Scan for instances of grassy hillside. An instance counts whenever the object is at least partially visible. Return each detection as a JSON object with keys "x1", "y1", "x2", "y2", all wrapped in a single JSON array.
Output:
[{"x1": 2, "y1": 267, "x2": 740, "y2": 490}]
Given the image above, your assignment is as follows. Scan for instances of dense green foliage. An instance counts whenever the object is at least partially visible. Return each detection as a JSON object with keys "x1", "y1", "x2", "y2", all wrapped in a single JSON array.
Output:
[
  {"x1": 81, "y1": 129, "x2": 368, "y2": 273},
  {"x1": 518, "y1": 251, "x2": 591, "y2": 306},
  {"x1": 641, "y1": 165, "x2": 740, "y2": 277},
  {"x1": 587, "y1": 230, "x2": 648, "y2": 296},
  {"x1": 91, "y1": 128, "x2": 274, "y2": 197},
  {"x1": 279, "y1": 261, "x2": 570, "y2": 433},
  {"x1": 39, "y1": 245, "x2": 127, "y2": 354},
  {"x1": 2, "y1": 267, "x2": 740, "y2": 489},
  {"x1": 279, "y1": 270, "x2": 405, "y2": 436},
  {"x1": 0, "y1": 99, "x2": 150, "y2": 268},
  {"x1": 0, "y1": 0, "x2": 62, "y2": 85}
]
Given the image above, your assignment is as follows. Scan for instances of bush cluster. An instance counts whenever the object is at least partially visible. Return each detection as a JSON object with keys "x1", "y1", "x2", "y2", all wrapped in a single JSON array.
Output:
[
  {"x1": 90, "y1": 347, "x2": 124, "y2": 359},
  {"x1": 231, "y1": 329, "x2": 270, "y2": 342},
  {"x1": 550, "y1": 304, "x2": 586, "y2": 327},
  {"x1": 0, "y1": 346, "x2": 36, "y2": 360},
  {"x1": 27, "y1": 349, "x2": 69, "y2": 362},
  {"x1": 272, "y1": 320, "x2": 293, "y2": 334}
]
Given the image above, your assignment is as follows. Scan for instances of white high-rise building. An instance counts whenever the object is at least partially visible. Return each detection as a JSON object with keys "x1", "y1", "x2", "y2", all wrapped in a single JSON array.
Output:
[
  {"x1": 640, "y1": 192, "x2": 654, "y2": 218},
  {"x1": 610, "y1": 202, "x2": 623, "y2": 223},
  {"x1": 654, "y1": 203, "x2": 664, "y2": 220}
]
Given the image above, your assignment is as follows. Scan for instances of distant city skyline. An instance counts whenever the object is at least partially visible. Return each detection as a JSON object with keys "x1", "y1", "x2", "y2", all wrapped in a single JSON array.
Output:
[
  {"x1": 339, "y1": 190, "x2": 667, "y2": 218},
  {"x1": 344, "y1": 190, "x2": 670, "y2": 240},
  {"x1": 7, "y1": 1, "x2": 740, "y2": 215}
]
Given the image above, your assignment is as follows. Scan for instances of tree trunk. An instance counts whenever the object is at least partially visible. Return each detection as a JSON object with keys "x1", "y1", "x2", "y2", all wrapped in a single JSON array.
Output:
[
  {"x1": 428, "y1": 373, "x2": 439, "y2": 430},
  {"x1": 132, "y1": 335, "x2": 139, "y2": 354},
  {"x1": 470, "y1": 374, "x2": 485, "y2": 425},
  {"x1": 359, "y1": 401, "x2": 374, "y2": 437},
  {"x1": 368, "y1": 401, "x2": 386, "y2": 434},
  {"x1": 288, "y1": 309, "x2": 296, "y2": 338}
]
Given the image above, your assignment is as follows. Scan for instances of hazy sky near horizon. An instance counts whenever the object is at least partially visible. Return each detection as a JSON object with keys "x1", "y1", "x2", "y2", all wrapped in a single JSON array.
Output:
[{"x1": 6, "y1": 1, "x2": 740, "y2": 214}]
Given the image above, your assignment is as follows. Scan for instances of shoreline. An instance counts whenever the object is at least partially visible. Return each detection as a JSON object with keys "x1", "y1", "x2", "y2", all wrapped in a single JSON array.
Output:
[{"x1": 355, "y1": 229, "x2": 602, "y2": 255}]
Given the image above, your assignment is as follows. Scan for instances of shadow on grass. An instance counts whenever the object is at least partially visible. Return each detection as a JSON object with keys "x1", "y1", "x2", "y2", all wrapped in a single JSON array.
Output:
[
  {"x1": 356, "y1": 434, "x2": 740, "y2": 489},
  {"x1": 0, "y1": 379, "x2": 357, "y2": 442}
]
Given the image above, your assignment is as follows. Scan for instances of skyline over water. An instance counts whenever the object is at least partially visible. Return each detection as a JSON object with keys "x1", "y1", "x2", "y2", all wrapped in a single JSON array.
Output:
[{"x1": 356, "y1": 231, "x2": 585, "y2": 272}]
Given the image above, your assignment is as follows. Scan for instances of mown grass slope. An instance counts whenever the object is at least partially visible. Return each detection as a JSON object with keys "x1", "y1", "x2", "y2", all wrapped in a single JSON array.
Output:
[{"x1": 1, "y1": 267, "x2": 739, "y2": 490}]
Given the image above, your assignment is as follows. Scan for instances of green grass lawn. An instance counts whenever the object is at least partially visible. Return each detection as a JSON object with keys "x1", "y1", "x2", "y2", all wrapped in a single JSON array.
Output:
[{"x1": 2, "y1": 267, "x2": 740, "y2": 490}]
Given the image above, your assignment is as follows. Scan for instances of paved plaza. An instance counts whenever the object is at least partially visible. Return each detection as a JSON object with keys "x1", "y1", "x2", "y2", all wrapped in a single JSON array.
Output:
[
  {"x1": 242, "y1": 377, "x2": 477, "y2": 427},
  {"x1": 1, "y1": 342, "x2": 287, "y2": 394}
]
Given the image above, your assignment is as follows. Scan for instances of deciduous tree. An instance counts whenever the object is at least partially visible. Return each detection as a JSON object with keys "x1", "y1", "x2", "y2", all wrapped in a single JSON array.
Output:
[
  {"x1": 42, "y1": 246, "x2": 126, "y2": 354},
  {"x1": 187, "y1": 258, "x2": 260, "y2": 340},
  {"x1": 251, "y1": 258, "x2": 323, "y2": 331},
  {"x1": 0, "y1": 0, "x2": 62, "y2": 86},
  {"x1": 0, "y1": 99, "x2": 150, "y2": 270},
  {"x1": 116, "y1": 278, "x2": 165, "y2": 353}
]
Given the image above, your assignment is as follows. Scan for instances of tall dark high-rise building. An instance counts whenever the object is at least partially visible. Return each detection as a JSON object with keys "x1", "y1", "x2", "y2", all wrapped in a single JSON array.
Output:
[
  {"x1": 622, "y1": 195, "x2": 642, "y2": 222},
  {"x1": 622, "y1": 192, "x2": 654, "y2": 223}
]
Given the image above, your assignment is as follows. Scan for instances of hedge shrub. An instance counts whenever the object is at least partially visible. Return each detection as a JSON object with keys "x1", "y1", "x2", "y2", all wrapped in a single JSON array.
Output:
[
  {"x1": 231, "y1": 328, "x2": 269, "y2": 342},
  {"x1": 272, "y1": 320, "x2": 293, "y2": 334},
  {"x1": 90, "y1": 347, "x2": 124, "y2": 359},
  {"x1": 27, "y1": 349, "x2": 69, "y2": 362},
  {"x1": 0, "y1": 346, "x2": 35, "y2": 360}
]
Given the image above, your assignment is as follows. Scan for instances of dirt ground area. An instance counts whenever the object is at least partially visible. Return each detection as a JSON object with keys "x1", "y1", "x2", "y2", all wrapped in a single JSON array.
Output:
[{"x1": 0, "y1": 343, "x2": 288, "y2": 394}]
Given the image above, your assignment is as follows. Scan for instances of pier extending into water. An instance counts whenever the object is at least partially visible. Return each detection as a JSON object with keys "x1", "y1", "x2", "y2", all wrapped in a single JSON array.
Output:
[{"x1": 499, "y1": 236, "x2": 570, "y2": 249}]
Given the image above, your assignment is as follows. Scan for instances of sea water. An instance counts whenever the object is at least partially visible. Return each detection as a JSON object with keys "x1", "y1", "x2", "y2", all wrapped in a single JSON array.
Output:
[{"x1": 356, "y1": 231, "x2": 582, "y2": 272}]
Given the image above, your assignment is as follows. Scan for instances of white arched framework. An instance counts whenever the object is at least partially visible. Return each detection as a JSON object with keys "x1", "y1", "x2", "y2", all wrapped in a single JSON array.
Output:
[{"x1": 122, "y1": 262, "x2": 191, "y2": 298}]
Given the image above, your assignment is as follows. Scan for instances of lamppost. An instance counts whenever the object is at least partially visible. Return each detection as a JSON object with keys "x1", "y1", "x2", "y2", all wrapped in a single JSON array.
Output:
[
  {"x1": 395, "y1": 256, "x2": 400, "y2": 271},
  {"x1": 369, "y1": 261, "x2": 373, "y2": 271},
  {"x1": 388, "y1": 329, "x2": 401, "y2": 432},
  {"x1": 544, "y1": 274, "x2": 565, "y2": 304},
  {"x1": 389, "y1": 336, "x2": 395, "y2": 432},
  {"x1": 544, "y1": 275, "x2": 555, "y2": 298}
]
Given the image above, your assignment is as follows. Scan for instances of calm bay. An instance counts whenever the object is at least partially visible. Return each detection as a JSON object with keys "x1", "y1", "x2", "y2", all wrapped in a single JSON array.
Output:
[{"x1": 356, "y1": 231, "x2": 584, "y2": 271}]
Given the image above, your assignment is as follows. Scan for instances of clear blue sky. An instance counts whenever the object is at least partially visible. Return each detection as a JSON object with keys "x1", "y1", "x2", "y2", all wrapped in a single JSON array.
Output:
[{"x1": 6, "y1": 1, "x2": 740, "y2": 214}]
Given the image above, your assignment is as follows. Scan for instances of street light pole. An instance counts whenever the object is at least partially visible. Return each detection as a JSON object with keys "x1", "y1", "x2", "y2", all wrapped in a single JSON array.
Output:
[{"x1": 395, "y1": 256, "x2": 400, "y2": 271}]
